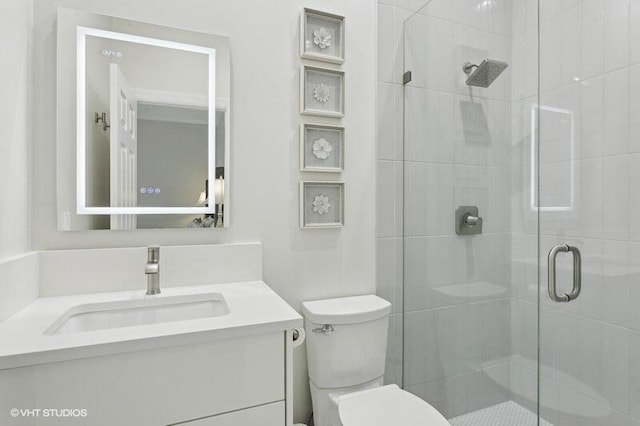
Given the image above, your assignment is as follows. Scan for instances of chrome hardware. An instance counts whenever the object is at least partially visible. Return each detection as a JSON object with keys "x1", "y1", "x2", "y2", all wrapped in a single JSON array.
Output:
[
  {"x1": 94, "y1": 112, "x2": 110, "y2": 131},
  {"x1": 403, "y1": 71, "x2": 412, "y2": 85},
  {"x1": 547, "y1": 244, "x2": 582, "y2": 302},
  {"x1": 145, "y1": 245, "x2": 160, "y2": 295},
  {"x1": 292, "y1": 329, "x2": 300, "y2": 341},
  {"x1": 462, "y1": 62, "x2": 479, "y2": 75},
  {"x1": 463, "y1": 214, "x2": 480, "y2": 226},
  {"x1": 455, "y1": 206, "x2": 483, "y2": 235},
  {"x1": 312, "y1": 324, "x2": 334, "y2": 335},
  {"x1": 462, "y1": 59, "x2": 509, "y2": 88}
]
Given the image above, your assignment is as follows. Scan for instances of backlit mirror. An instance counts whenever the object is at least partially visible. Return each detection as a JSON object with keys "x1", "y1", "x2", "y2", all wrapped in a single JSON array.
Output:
[{"x1": 56, "y1": 9, "x2": 230, "y2": 230}]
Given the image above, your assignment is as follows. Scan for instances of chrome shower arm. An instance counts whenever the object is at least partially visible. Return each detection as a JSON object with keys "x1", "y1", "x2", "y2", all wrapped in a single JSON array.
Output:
[{"x1": 462, "y1": 62, "x2": 479, "y2": 75}]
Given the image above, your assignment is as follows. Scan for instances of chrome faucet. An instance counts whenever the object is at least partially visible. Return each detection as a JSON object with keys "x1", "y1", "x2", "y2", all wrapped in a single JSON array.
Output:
[{"x1": 145, "y1": 245, "x2": 160, "y2": 295}]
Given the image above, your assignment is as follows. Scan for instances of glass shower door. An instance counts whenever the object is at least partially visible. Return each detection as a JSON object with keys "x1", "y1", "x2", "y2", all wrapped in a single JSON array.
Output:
[
  {"x1": 402, "y1": 0, "x2": 639, "y2": 424},
  {"x1": 402, "y1": 0, "x2": 541, "y2": 424},
  {"x1": 537, "y1": 1, "x2": 640, "y2": 424}
]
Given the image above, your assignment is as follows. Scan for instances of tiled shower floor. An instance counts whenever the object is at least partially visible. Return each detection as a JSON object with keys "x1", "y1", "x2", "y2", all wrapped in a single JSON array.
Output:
[{"x1": 449, "y1": 401, "x2": 553, "y2": 426}]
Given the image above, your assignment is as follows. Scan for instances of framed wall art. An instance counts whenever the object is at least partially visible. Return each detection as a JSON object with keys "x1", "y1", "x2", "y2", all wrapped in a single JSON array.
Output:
[
  {"x1": 300, "y1": 124, "x2": 344, "y2": 173},
  {"x1": 300, "y1": 65, "x2": 344, "y2": 118},
  {"x1": 300, "y1": 8, "x2": 345, "y2": 64},
  {"x1": 300, "y1": 181, "x2": 344, "y2": 228}
]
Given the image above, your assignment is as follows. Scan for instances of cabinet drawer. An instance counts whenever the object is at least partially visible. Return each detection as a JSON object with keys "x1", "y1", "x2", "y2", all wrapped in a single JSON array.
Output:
[
  {"x1": 178, "y1": 401, "x2": 284, "y2": 426},
  {"x1": 0, "y1": 332, "x2": 285, "y2": 426}
]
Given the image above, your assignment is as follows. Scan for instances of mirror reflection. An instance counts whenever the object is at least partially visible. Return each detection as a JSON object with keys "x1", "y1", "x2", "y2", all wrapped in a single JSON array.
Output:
[{"x1": 56, "y1": 9, "x2": 230, "y2": 230}]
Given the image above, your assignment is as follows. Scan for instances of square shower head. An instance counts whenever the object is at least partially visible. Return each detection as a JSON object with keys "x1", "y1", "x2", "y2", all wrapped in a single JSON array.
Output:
[{"x1": 464, "y1": 59, "x2": 508, "y2": 88}]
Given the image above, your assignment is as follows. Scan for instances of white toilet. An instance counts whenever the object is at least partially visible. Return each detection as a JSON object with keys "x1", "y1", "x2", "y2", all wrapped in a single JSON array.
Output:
[{"x1": 302, "y1": 295, "x2": 450, "y2": 426}]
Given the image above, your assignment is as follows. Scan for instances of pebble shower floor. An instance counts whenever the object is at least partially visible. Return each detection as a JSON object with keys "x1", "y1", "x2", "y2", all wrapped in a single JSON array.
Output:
[{"x1": 449, "y1": 401, "x2": 553, "y2": 426}]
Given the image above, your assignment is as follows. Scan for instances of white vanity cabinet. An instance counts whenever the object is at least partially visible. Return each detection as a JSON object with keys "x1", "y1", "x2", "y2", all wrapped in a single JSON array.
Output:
[
  {"x1": 0, "y1": 331, "x2": 291, "y2": 425},
  {"x1": 0, "y1": 281, "x2": 302, "y2": 425}
]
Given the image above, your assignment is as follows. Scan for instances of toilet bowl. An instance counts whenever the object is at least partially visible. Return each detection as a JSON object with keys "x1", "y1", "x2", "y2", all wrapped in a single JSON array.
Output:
[
  {"x1": 339, "y1": 385, "x2": 450, "y2": 426},
  {"x1": 302, "y1": 295, "x2": 450, "y2": 426}
]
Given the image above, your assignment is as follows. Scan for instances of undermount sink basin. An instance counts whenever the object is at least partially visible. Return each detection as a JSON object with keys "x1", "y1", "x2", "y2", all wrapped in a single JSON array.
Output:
[{"x1": 45, "y1": 293, "x2": 229, "y2": 335}]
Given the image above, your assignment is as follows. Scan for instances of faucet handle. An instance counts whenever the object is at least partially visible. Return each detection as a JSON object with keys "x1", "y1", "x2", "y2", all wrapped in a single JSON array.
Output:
[
  {"x1": 147, "y1": 245, "x2": 160, "y2": 262},
  {"x1": 145, "y1": 246, "x2": 161, "y2": 295}
]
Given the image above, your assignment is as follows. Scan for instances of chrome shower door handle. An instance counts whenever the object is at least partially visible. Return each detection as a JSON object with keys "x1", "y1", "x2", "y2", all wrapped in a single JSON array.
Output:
[{"x1": 547, "y1": 244, "x2": 582, "y2": 303}]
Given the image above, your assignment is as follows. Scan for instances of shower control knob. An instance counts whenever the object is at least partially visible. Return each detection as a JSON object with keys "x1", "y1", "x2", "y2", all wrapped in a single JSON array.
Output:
[
  {"x1": 455, "y1": 206, "x2": 483, "y2": 235},
  {"x1": 463, "y1": 214, "x2": 480, "y2": 226}
]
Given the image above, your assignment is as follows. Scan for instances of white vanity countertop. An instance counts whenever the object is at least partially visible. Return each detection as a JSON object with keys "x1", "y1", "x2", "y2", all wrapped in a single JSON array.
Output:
[{"x1": 0, "y1": 281, "x2": 302, "y2": 370}]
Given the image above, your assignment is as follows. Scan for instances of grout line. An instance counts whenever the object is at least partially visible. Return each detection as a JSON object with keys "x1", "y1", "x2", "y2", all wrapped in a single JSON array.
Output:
[{"x1": 403, "y1": 296, "x2": 513, "y2": 314}]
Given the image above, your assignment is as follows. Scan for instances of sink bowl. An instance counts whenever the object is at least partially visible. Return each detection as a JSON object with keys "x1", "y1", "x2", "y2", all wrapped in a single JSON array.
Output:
[{"x1": 45, "y1": 293, "x2": 229, "y2": 335}]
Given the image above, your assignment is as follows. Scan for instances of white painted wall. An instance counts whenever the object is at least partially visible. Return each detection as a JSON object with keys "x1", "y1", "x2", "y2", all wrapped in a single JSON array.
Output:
[
  {"x1": 0, "y1": 0, "x2": 33, "y2": 260},
  {"x1": 0, "y1": 0, "x2": 39, "y2": 322},
  {"x1": 137, "y1": 119, "x2": 207, "y2": 207},
  {"x1": 32, "y1": 0, "x2": 377, "y2": 421}
]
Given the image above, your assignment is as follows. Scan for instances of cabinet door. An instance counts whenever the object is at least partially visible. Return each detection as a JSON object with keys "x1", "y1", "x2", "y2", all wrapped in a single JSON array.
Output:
[{"x1": 179, "y1": 401, "x2": 284, "y2": 426}]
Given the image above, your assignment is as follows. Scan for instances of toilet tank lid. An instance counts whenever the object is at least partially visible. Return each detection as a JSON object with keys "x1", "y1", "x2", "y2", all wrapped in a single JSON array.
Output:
[{"x1": 302, "y1": 295, "x2": 391, "y2": 325}]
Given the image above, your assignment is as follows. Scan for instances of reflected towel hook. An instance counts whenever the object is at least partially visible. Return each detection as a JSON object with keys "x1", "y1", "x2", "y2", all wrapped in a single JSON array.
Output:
[{"x1": 94, "y1": 112, "x2": 110, "y2": 131}]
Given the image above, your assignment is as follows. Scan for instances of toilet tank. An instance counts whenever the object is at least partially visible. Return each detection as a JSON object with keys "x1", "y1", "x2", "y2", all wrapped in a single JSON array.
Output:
[{"x1": 302, "y1": 295, "x2": 392, "y2": 389}]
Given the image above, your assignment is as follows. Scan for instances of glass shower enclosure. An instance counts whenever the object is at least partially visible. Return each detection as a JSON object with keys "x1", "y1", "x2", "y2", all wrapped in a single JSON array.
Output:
[{"x1": 401, "y1": 0, "x2": 640, "y2": 424}]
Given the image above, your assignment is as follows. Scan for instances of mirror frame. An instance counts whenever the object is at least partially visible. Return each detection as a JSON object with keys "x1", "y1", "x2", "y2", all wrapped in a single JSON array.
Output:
[{"x1": 76, "y1": 26, "x2": 217, "y2": 215}]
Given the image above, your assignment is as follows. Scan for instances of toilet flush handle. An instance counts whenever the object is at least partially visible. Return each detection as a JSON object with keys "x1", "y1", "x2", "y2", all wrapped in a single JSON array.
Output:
[{"x1": 312, "y1": 324, "x2": 335, "y2": 335}]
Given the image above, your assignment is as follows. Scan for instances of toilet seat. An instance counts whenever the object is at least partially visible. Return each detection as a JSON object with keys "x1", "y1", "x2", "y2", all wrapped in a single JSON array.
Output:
[{"x1": 338, "y1": 385, "x2": 450, "y2": 426}]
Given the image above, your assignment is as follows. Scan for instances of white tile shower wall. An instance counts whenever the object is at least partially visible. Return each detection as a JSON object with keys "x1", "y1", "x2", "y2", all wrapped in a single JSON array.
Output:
[
  {"x1": 33, "y1": 1, "x2": 377, "y2": 422},
  {"x1": 509, "y1": 0, "x2": 541, "y2": 415},
  {"x1": 510, "y1": 0, "x2": 640, "y2": 424},
  {"x1": 395, "y1": 0, "x2": 513, "y2": 418},
  {"x1": 509, "y1": 0, "x2": 541, "y2": 416}
]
